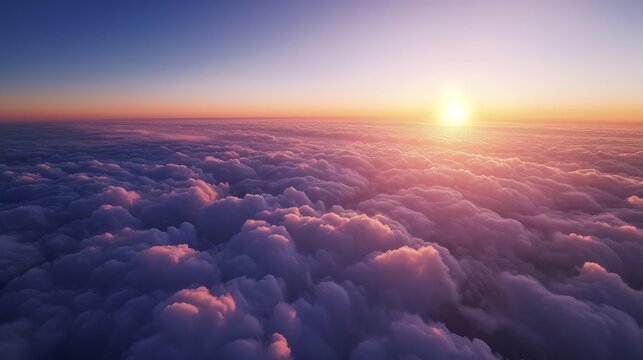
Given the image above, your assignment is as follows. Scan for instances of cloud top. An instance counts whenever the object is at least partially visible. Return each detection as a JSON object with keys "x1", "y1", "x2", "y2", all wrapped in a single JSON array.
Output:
[{"x1": 1, "y1": 120, "x2": 642, "y2": 360}]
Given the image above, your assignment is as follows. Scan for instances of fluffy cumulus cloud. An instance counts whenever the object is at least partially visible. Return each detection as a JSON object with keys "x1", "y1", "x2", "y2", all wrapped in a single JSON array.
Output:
[{"x1": 1, "y1": 120, "x2": 642, "y2": 360}]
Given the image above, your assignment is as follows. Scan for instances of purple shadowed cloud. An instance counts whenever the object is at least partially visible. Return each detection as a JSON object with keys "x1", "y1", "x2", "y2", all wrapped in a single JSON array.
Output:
[{"x1": 0, "y1": 120, "x2": 642, "y2": 359}]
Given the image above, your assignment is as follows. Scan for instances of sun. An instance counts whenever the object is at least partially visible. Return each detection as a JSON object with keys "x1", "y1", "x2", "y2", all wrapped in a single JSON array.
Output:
[{"x1": 439, "y1": 97, "x2": 470, "y2": 126}]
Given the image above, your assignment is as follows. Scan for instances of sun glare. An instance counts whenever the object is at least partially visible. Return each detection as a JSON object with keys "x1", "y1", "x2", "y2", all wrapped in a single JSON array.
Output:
[{"x1": 440, "y1": 97, "x2": 470, "y2": 126}]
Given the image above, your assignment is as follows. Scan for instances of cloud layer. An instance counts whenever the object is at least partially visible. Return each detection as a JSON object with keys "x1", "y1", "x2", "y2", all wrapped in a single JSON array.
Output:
[{"x1": 1, "y1": 120, "x2": 642, "y2": 359}]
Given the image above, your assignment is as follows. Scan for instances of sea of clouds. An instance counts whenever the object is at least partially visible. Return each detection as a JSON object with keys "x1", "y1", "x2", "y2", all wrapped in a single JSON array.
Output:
[{"x1": 1, "y1": 120, "x2": 642, "y2": 360}]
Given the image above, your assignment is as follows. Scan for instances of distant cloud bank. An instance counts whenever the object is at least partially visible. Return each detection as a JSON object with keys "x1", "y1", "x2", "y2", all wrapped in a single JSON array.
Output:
[{"x1": 1, "y1": 120, "x2": 642, "y2": 359}]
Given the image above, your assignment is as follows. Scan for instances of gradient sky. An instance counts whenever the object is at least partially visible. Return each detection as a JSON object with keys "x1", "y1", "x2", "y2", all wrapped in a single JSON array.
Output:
[{"x1": 1, "y1": 0, "x2": 642, "y2": 121}]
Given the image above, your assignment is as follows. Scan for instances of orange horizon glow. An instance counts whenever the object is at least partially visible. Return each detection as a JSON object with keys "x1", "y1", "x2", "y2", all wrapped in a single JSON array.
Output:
[{"x1": 2, "y1": 99, "x2": 642, "y2": 123}]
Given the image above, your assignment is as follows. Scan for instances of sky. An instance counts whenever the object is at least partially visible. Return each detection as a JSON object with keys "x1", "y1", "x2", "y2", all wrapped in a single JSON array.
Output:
[{"x1": 1, "y1": 0, "x2": 642, "y2": 122}]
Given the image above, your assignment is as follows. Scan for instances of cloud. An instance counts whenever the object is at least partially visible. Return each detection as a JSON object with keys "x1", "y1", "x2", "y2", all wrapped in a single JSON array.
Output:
[
  {"x1": 348, "y1": 245, "x2": 459, "y2": 314},
  {"x1": 351, "y1": 313, "x2": 496, "y2": 360},
  {"x1": 0, "y1": 120, "x2": 641, "y2": 359}
]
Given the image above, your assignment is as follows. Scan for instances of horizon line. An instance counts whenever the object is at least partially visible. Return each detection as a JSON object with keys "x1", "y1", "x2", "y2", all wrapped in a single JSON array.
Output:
[{"x1": 1, "y1": 115, "x2": 642, "y2": 127}]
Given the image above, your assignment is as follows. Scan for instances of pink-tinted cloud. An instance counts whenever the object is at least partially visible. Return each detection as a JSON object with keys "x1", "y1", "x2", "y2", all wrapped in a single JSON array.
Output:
[{"x1": 0, "y1": 120, "x2": 641, "y2": 359}]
